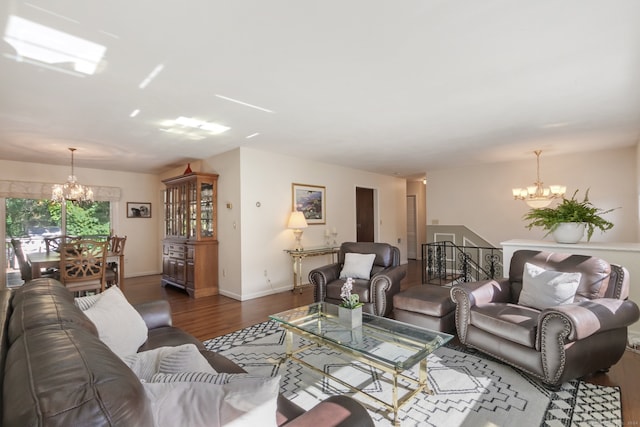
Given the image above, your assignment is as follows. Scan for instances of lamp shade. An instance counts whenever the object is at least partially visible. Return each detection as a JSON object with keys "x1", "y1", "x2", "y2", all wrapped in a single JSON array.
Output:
[{"x1": 287, "y1": 211, "x2": 308, "y2": 229}]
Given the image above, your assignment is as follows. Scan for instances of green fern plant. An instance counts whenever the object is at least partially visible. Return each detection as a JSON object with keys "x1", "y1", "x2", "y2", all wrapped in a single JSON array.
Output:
[{"x1": 523, "y1": 189, "x2": 617, "y2": 241}]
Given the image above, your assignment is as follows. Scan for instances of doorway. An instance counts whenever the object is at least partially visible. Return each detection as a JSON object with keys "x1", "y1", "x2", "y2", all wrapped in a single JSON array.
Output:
[
  {"x1": 356, "y1": 187, "x2": 374, "y2": 242},
  {"x1": 406, "y1": 195, "x2": 417, "y2": 259}
]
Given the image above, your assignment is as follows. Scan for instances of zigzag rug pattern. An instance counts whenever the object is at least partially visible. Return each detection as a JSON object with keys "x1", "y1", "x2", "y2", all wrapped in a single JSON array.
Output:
[{"x1": 204, "y1": 321, "x2": 621, "y2": 427}]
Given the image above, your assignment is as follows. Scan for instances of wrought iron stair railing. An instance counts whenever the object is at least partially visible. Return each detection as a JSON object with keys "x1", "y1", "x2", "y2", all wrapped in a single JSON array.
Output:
[{"x1": 421, "y1": 241, "x2": 503, "y2": 286}]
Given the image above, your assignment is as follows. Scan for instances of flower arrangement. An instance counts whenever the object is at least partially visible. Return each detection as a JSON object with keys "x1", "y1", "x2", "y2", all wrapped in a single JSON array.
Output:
[{"x1": 340, "y1": 278, "x2": 363, "y2": 309}]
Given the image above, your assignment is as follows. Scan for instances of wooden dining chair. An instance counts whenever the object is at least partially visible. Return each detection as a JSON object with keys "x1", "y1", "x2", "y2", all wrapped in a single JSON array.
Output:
[
  {"x1": 106, "y1": 235, "x2": 127, "y2": 287},
  {"x1": 44, "y1": 235, "x2": 79, "y2": 253},
  {"x1": 59, "y1": 239, "x2": 108, "y2": 295},
  {"x1": 10, "y1": 238, "x2": 58, "y2": 283},
  {"x1": 10, "y1": 239, "x2": 33, "y2": 282}
]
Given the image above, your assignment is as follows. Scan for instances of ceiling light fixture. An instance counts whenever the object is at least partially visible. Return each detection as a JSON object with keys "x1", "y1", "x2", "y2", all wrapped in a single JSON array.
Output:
[
  {"x1": 52, "y1": 148, "x2": 94, "y2": 203},
  {"x1": 512, "y1": 150, "x2": 565, "y2": 208},
  {"x1": 246, "y1": 132, "x2": 260, "y2": 139}
]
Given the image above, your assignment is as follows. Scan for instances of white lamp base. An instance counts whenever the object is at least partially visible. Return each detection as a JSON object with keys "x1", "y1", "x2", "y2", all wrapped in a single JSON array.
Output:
[{"x1": 293, "y1": 229, "x2": 304, "y2": 251}]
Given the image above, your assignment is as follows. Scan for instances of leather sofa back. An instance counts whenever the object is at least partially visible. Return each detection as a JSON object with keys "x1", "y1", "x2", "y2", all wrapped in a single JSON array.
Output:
[
  {"x1": 339, "y1": 241, "x2": 400, "y2": 272},
  {"x1": 509, "y1": 250, "x2": 613, "y2": 302},
  {"x1": 3, "y1": 278, "x2": 153, "y2": 427}
]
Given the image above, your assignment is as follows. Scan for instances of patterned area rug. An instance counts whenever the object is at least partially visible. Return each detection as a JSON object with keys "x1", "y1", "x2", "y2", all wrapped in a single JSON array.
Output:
[{"x1": 203, "y1": 321, "x2": 621, "y2": 427}]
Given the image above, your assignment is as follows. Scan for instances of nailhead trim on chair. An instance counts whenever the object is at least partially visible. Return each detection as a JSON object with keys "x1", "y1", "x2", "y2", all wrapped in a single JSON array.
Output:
[
  {"x1": 610, "y1": 264, "x2": 624, "y2": 300},
  {"x1": 540, "y1": 312, "x2": 570, "y2": 385},
  {"x1": 450, "y1": 287, "x2": 469, "y2": 342}
]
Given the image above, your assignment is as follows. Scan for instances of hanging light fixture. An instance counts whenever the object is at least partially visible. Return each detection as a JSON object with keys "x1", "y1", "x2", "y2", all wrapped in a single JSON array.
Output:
[
  {"x1": 52, "y1": 148, "x2": 94, "y2": 203},
  {"x1": 512, "y1": 150, "x2": 566, "y2": 208}
]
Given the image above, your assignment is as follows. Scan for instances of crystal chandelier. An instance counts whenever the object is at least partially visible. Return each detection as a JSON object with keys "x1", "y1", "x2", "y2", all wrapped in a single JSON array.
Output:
[
  {"x1": 52, "y1": 148, "x2": 94, "y2": 203},
  {"x1": 512, "y1": 150, "x2": 566, "y2": 208}
]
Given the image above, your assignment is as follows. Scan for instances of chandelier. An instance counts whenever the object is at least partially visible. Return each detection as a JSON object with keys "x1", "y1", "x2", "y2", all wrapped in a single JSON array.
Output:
[
  {"x1": 512, "y1": 150, "x2": 565, "y2": 208},
  {"x1": 52, "y1": 148, "x2": 94, "y2": 203}
]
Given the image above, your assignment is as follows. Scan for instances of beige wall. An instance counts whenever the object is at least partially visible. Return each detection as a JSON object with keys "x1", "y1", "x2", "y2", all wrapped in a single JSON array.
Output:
[
  {"x1": 426, "y1": 146, "x2": 638, "y2": 246},
  {"x1": 196, "y1": 147, "x2": 407, "y2": 300}
]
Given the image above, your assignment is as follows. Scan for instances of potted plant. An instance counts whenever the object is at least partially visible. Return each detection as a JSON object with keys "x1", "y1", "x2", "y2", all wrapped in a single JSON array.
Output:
[
  {"x1": 523, "y1": 189, "x2": 617, "y2": 243},
  {"x1": 338, "y1": 278, "x2": 363, "y2": 328}
]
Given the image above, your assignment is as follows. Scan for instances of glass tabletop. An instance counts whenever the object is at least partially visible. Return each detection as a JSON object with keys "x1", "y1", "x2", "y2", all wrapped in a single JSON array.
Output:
[{"x1": 269, "y1": 302, "x2": 453, "y2": 371}]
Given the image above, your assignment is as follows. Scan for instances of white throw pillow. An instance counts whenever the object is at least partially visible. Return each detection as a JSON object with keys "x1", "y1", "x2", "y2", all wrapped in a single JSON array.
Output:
[
  {"x1": 122, "y1": 344, "x2": 217, "y2": 381},
  {"x1": 83, "y1": 286, "x2": 148, "y2": 358},
  {"x1": 143, "y1": 375, "x2": 280, "y2": 427},
  {"x1": 339, "y1": 253, "x2": 376, "y2": 279},
  {"x1": 518, "y1": 262, "x2": 582, "y2": 310}
]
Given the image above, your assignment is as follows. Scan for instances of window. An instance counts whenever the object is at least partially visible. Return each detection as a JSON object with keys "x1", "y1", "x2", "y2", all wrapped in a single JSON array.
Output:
[{"x1": 5, "y1": 198, "x2": 111, "y2": 285}]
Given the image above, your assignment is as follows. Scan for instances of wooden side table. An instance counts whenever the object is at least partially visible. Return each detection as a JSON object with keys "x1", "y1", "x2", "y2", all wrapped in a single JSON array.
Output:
[{"x1": 284, "y1": 246, "x2": 339, "y2": 293}]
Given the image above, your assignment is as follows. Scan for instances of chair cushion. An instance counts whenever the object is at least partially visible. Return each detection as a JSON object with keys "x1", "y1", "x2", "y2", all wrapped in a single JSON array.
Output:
[
  {"x1": 393, "y1": 285, "x2": 455, "y2": 317},
  {"x1": 518, "y1": 262, "x2": 581, "y2": 310},
  {"x1": 470, "y1": 303, "x2": 540, "y2": 348},
  {"x1": 326, "y1": 279, "x2": 372, "y2": 303},
  {"x1": 339, "y1": 253, "x2": 376, "y2": 279}
]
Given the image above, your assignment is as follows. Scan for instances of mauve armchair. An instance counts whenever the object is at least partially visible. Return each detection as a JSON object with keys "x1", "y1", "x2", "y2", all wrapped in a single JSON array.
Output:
[
  {"x1": 309, "y1": 242, "x2": 405, "y2": 317},
  {"x1": 451, "y1": 250, "x2": 640, "y2": 388}
]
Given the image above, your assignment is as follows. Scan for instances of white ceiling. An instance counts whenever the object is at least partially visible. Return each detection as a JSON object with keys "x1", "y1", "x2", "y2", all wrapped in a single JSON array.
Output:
[{"x1": 1, "y1": 1, "x2": 639, "y2": 179}]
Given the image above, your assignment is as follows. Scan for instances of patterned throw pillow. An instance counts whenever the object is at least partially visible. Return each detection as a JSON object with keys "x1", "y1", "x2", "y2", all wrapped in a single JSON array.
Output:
[{"x1": 122, "y1": 343, "x2": 217, "y2": 381}]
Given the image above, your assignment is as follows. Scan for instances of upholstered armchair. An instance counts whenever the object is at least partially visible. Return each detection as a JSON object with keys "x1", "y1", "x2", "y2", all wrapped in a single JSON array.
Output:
[
  {"x1": 451, "y1": 249, "x2": 640, "y2": 388},
  {"x1": 309, "y1": 242, "x2": 405, "y2": 317}
]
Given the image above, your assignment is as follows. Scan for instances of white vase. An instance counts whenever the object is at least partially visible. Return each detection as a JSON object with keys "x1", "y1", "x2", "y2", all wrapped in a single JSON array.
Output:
[
  {"x1": 552, "y1": 222, "x2": 586, "y2": 244},
  {"x1": 338, "y1": 305, "x2": 362, "y2": 329}
]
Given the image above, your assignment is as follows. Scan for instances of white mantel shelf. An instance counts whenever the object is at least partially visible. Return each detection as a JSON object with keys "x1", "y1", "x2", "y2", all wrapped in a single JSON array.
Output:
[
  {"x1": 501, "y1": 239, "x2": 640, "y2": 337},
  {"x1": 502, "y1": 239, "x2": 640, "y2": 254}
]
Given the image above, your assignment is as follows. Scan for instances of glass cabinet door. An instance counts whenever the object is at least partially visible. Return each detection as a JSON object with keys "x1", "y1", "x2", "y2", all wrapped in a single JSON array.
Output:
[
  {"x1": 200, "y1": 181, "x2": 214, "y2": 238},
  {"x1": 162, "y1": 173, "x2": 217, "y2": 241},
  {"x1": 188, "y1": 180, "x2": 197, "y2": 238}
]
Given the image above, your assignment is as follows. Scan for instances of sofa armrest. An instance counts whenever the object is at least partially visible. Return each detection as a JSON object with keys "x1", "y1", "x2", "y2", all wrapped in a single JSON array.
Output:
[
  {"x1": 540, "y1": 298, "x2": 640, "y2": 342},
  {"x1": 284, "y1": 395, "x2": 374, "y2": 427},
  {"x1": 134, "y1": 300, "x2": 173, "y2": 329},
  {"x1": 309, "y1": 263, "x2": 341, "y2": 302},
  {"x1": 450, "y1": 279, "x2": 511, "y2": 343},
  {"x1": 370, "y1": 265, "x2": 406, "y2": 316},
  {"x1": 450, "y1": 278, "x2": 511, "y2": 307}
]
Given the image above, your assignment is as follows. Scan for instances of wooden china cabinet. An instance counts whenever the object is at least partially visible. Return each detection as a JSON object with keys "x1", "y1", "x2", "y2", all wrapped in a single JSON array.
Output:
[{"x1": 161, "y1": 172, "x2": 218, "y2": 298}]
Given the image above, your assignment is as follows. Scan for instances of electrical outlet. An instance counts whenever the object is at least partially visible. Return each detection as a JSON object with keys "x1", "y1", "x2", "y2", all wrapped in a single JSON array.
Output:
[{"x1": 264, "y1": 269, "x2": 268, "y2": 277}]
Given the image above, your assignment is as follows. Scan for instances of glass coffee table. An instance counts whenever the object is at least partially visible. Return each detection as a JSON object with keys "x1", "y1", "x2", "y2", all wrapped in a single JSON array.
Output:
[{"x1": 269, "y1": 302, "x2": 453, "y2": 425}]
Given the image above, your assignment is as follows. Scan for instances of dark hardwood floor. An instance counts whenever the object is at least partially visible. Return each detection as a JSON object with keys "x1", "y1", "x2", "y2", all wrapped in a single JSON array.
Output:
[{"x1": 122, "y1": 261, "x2": 640, "y2": 425}]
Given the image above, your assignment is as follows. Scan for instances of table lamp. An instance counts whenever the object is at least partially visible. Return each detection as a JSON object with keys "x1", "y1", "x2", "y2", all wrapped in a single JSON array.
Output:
[{"x1": 287, "y1": 211, "x2": 308, "y2": 251}]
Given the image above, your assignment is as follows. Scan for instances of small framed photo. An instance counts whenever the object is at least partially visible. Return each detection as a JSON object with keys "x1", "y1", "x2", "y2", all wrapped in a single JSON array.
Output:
[
  {"x1": 292, "y1": 183, "x2": 326, "y2": 224},
  {"x1": 127, "y1": 202, "x2": 152, "y2": 218}
]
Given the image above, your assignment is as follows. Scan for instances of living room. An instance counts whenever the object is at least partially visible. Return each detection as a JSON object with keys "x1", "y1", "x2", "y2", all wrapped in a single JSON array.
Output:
[{"x1": 1, "y1": 1, "x2": 640, "y2": 425}]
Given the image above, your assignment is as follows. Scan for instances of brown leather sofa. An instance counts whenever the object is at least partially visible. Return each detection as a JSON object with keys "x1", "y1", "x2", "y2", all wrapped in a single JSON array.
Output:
[
  {"x1": 0, "y1": 278, "x2": 374, "y2": 426},
  {"x1": 309, "y1": 242, "x2": 406, "y2": 317},
  {"x1": 451, "y1": 250, "x2": 640, "y2": 388}
]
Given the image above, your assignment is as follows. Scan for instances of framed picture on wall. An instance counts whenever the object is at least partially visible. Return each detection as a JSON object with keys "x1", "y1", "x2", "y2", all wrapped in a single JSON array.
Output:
[
  {"x1": 127, "y1": 202, "x2": 152, "y2": 218},
  {"x1": 292, "y1": 183, "x2": 325, "y2": 224}
]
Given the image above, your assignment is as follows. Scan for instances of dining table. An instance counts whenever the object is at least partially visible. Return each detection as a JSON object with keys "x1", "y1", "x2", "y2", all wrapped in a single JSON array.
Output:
[{"x1": 28, "y1": 250, "x2": 125, "y2": 291}]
